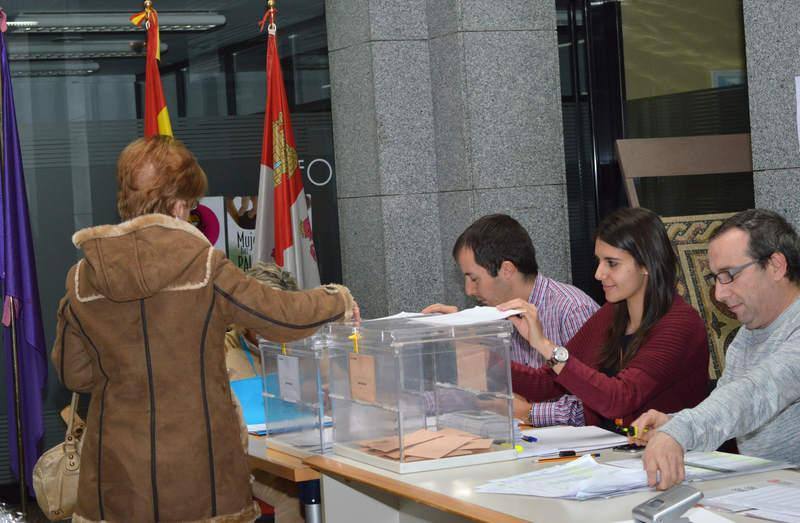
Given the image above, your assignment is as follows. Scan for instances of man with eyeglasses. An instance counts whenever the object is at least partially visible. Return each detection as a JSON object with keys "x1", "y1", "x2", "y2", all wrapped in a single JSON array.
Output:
[{"x1": 628, "y1": 209, "x2": 800, "y2": 490}]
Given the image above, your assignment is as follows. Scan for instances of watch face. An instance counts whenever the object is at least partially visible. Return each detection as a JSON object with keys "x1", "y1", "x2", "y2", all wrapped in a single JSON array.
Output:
[{"x1": 554, "y1": 346, "x2": 569, "y2": 362}]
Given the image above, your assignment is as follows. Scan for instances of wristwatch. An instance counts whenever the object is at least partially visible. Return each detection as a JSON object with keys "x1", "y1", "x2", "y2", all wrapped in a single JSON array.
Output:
[{"x1": 546, "y1": 345, "x2": 569, "y2": 368}]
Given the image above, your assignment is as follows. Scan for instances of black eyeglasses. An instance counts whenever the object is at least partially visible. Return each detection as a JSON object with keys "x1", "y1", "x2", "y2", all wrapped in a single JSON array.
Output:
[{"x1": 704, "y1": 259, "x2": 763, "y2": 285}]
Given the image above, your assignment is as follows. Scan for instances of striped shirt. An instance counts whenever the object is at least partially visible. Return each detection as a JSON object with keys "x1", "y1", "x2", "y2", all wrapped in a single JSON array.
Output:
[{"x1": 517, "y1": 274, "x2": 599, "y2": 426}]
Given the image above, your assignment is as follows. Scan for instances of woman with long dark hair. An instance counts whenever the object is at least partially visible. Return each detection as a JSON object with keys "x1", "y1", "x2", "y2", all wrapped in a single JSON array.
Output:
[{"x1": 500, "y1": 207, "x2": 709, "y2": 427}]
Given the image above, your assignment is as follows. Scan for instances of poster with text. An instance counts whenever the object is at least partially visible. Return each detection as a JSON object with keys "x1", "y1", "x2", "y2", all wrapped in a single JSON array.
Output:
[{"x1": 226, "y1": 196, "x2": 257, "y2": 271}]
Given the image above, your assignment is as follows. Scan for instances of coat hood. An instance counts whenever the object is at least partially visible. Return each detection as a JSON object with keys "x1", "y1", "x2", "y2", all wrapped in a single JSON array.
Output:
[{"x1": 72, "y1": 214, "x2": 214, "y2": 303}]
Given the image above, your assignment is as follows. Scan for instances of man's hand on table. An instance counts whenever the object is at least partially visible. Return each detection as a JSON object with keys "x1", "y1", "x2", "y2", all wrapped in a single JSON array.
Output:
[
  {"x1": 642, "y1": 432, "x2": 686, "y2": 490},
  {"x1": 630, "y1": 409, "x2": 670, "y2": 445},
  {"x1": 421, "y1": 303, "x2": 458, "y2": 314},
  {"x1": 630, "y1": 409, "x2": 685, "y2": 489}
]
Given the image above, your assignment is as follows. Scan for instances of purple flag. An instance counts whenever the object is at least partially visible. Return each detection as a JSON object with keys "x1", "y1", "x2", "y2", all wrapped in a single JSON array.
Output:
[{"x1": 0, "y1": 12, "x2": 48, "y2": 490}]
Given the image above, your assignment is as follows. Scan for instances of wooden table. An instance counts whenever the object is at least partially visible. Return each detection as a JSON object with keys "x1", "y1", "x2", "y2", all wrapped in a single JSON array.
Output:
[
  {"x1": 247, "y1": 435, "x2": 320, "y2": 482},
  {"x1": 247, "y1": 436, "x2": 322, "y2": 522}
]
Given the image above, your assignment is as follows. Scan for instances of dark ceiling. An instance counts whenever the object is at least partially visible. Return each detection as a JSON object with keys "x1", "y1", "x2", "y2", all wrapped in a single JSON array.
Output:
[{"x1": 2, "y1": 0, "x2": 324, "y2": 75}]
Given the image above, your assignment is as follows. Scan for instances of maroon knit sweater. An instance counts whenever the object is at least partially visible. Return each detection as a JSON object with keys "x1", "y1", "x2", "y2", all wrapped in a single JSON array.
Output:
[{"x1": 512, "y1": 295, "x2": 709, "y2": 426}]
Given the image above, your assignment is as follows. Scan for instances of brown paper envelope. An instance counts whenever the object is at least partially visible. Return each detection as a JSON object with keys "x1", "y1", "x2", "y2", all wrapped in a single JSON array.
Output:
[
  {"x1": 364, "y1": 429, "x2": 442, "y2": 453},
  {"x1": 385, "y1": 450, "x2": 429, "y2": 462},
  {"x1": 359, "y1": 436, "x2": 391, "y2": 448},
  {"x1": 366, "y1": 437, "x2": 400, "y2": 453},
  {"x1": 403, "y1": 429, "x2": 444, "y2": 447},
  {"x1": 447, "y1": 448, "x2": 491, "y2": 457},
  {"x1": 456, "y1": 343, "x2": 489, "y2": 391},
  {"x1": 437, "y1": 428, "x2": 479, "y2": 440},
  {"x1": 459, "y1": 438, "x2": 493, "y2": 450},
  {"x1": 444, "y1": 449, "x2": 475, "y2": 457},
  {"x1": 384, "y1": 451, "x2": 427, "y2": 462},
  {"x1": 404, "y1": 436, "x2": 475, "y2": 459},
  {"x1": 349, "y1": 353, "x2": 377, "y2": 403}
]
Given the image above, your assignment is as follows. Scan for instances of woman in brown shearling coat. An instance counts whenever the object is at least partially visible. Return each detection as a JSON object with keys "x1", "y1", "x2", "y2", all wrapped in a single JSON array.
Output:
[{"x1": 51, "y1": 136, "x2": 357, "y2": 523}]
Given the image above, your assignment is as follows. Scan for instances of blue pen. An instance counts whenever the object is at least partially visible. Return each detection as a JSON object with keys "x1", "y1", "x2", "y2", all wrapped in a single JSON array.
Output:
[{"x1": 521, "y1": 435, "x2": 538, "y2": 443}]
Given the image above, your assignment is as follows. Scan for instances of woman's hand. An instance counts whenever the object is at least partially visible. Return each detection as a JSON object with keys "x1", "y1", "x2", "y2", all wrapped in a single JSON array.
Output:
[
  {"x1": 352, "y1": 301, "x2": 361, "y2": 324},
  {"x1": 497, "y1": 299, "x2": 548, "y2": 353}
]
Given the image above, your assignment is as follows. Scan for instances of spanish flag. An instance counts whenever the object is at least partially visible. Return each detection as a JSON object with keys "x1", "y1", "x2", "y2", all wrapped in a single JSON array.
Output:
[
  {"x1": 130, "y1": 7, "x2": 172, "y2": 137},
  {"x1": 253, "y1": 21, "x2": 320, "y2": 289}
]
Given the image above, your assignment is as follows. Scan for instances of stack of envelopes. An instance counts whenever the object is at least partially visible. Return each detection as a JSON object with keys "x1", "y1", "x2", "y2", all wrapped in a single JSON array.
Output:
[{"x1": 358, "y1": 428, "x2": 494, "y2": 462}]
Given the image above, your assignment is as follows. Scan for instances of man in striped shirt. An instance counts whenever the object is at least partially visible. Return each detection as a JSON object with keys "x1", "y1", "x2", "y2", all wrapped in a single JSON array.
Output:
[{"x1": 423, "y1": 214, "x2": 599, "y2": 425}]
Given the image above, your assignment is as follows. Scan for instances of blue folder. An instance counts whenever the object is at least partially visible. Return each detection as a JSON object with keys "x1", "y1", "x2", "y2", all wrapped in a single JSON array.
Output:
[{"x1": 230, "y1": 372, "x2": 320, "y2": 433}]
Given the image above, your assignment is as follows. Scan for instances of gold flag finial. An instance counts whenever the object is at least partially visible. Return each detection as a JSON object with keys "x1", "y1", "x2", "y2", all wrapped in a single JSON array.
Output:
[{"x1": 259, "y1": 0, "x2": 277, "y2": 34}]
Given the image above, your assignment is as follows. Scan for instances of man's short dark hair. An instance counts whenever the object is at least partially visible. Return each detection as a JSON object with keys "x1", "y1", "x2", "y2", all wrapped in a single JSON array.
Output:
[
  {"x1": 711, "y1": 208, "x2": 800, "y2": 283},
  {"x1": 452, "y1": 214, "x2": 538, "y2": 278}
]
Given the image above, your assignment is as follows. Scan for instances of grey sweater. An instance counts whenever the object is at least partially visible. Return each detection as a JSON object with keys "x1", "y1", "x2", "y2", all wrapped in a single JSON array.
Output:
[{"x1": 660, "y1": 296, "x2": 800, "y2": 464}]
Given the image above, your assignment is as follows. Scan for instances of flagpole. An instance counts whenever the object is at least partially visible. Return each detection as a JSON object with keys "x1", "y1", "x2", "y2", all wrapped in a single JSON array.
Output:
[
  {"x1": 9, "y1": 296, "x2": 28, "y2": 515},
  {"x1": 265, "y1": 0, "x2": 322, "y2": 512},
  {"x1": 262, "y1": 10, "x2": 321, "y2": 519}
]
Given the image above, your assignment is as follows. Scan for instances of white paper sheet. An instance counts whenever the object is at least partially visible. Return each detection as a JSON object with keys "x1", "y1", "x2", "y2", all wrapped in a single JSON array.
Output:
[
  {"x1": 365, "y1": 311, "x2": 426, "y2": 321},
  {"x1": 743, "y1": 509, "x2": 800, "y2": 523},
  {"x1": 704, "y1": 485, "x2": 800, "y2": 516},
  {"x1": 480, "y1": 451, "x2": 797, "y2": 501},
  {"x1": 518, "y1": 425, "x2": 628, "y2": 458},
  {"x1": 408, "y1": 306, "x2": 522, "y2": 326},
  {"x1": 475, "y1": 454, "x2": 651, "y2": 499},
  {"x1": 606, "y1": 457, "x2": 720, "y2": 481},
  {"x1": 606, "y1": 451, "x2": 794, "y2": 482},
  {"x1": 277, "y1": 354, "x2": 301, "y2": 403},
  {"x1": 683, "y1": 451, "x2": 785, "y2": 475}
]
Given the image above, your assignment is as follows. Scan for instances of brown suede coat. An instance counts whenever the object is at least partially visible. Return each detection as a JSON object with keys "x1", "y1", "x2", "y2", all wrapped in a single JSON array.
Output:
[{"x1": 51, "y1": 214, "x2": 353, "y2": 523}]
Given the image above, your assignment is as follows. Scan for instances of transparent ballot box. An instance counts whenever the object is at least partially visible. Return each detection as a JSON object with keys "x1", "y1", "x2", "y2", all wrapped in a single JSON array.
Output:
[
  {"x1": 327, "y1": 316, "x2": 516, "y2": 473},
  {"x1": 258, "y1": 335, "x2": 331, "y2": 457}
]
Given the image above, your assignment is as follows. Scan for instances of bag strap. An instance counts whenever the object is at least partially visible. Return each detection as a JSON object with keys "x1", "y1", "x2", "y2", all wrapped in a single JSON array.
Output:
[
  {"x1": 65, "y1": 393, "x2": 79, "y2": 436},
  {"x1": 63, "y1": 393, "x2": 81, "y2": 471}
]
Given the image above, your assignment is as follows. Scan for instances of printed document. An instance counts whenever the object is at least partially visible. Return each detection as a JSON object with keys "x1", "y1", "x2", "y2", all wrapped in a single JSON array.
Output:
[
  {"x1": 607, "y1": 451, "x2": 794, "y2": 482},
  {"x1": 704, "y1": 484, "x2": 800, "y2": 520},
  {"x1": 478, "y1": 451, "x2": 795, "y2": 500},
  {"x1": 517, "y1": 425, "x2": 628, "y2": 458},
  {"x1": 365, "y1": 311, "x2": 426, "y2": 321},
  {"x1": 409, "y1": 306, "x2": 522, "y2": 326},
  {"x1": 475, "y1": 455, "x2": 649, "y2": 500}
]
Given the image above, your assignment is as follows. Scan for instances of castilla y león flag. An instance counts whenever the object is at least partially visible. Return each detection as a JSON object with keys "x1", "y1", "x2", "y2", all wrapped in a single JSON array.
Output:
[
  {"x1": 130, "y1": 7, "x2": 173, "y2": 137},
  {"x1": 253, "y1": 24, "x2": 320, "y2": 288}
]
